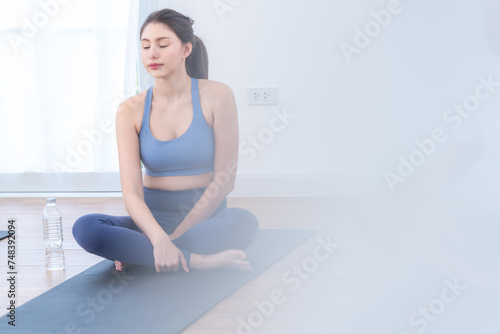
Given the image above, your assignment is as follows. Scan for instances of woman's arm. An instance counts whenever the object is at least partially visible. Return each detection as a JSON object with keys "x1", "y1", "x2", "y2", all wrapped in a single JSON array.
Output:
[
  {"x1": 171, "y1": 82, "x2": 239, "y2": 238},
  {"x1": 116, "y1": 101, "x2": 188, "y2": 272}
]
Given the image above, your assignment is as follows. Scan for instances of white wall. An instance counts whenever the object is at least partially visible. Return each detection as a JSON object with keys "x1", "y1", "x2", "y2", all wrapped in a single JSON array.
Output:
[{"x1": 158, "y1": 0, "x2": 500, "y2": 200}]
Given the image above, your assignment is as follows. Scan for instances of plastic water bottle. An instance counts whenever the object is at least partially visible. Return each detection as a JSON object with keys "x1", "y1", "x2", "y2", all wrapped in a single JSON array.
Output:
[{"x1": 42, "y1": 198, "x2": 65, "y2": 270}]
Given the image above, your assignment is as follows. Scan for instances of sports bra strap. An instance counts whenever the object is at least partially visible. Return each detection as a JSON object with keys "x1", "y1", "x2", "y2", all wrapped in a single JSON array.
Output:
[{"x1": 141, "y1": 86, "x2": 153, "y2": 133}]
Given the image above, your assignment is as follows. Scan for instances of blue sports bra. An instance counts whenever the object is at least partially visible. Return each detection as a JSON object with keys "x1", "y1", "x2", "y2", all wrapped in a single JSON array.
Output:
[{"x1": 139, "y1": 77, "x2": 215, "y2": 177}]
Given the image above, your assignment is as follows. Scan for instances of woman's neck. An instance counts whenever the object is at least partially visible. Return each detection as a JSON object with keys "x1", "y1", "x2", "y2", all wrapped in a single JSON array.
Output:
[{"x1": 153, "y1": 70, "x2": 191, "y2": 102}]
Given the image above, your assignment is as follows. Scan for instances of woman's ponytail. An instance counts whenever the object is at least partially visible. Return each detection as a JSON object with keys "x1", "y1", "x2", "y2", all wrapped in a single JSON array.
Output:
[{"x1": 186, "y1": 35, "x2": 208, "y2": 79}]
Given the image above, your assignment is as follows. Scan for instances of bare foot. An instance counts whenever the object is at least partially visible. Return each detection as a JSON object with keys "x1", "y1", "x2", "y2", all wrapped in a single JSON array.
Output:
[
  {"x1": 115, "y1": 260, "x2": 127, "y2": 272},
  {"x1": 190, "y1": 249, "x2": 252, "y2": 271}
]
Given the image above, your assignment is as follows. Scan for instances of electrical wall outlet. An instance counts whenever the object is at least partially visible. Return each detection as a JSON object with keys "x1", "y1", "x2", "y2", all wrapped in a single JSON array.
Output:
[{"x1": 247, "y1": 86, "x2": 278, "y2": 105}]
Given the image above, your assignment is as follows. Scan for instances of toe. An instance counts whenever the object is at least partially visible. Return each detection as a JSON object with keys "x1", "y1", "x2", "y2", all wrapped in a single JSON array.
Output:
[
  {"x1": 235, "y1": 250, "x2": 246, "y2": 260},
  {"x1": 115, "y1": 260, "x2": 124, "y2": 271},
  {"x1": 241, "y1": 264, "x2": 252, "y2": 271}
]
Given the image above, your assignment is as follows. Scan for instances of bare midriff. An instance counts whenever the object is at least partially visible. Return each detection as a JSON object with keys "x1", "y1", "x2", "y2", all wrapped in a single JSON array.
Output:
[{"x1": 143, "y1": 171, "x2": 214, "y2": 191}]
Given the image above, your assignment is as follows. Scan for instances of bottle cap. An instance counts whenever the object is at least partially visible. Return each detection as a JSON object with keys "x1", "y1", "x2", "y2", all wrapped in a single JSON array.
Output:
[{"x1": 46, "y1": 198, "x2": 56, "y2": 203}]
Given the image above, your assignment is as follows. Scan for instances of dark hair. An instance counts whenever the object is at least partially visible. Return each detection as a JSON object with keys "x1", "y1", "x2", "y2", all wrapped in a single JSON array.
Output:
[{"x1": 140, "y1": 9, "x2": 208, "y2": 79}]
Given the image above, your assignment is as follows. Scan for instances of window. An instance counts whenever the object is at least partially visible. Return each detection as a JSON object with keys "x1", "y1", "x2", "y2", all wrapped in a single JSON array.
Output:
[{"x1": 0, "y1": 0, "x2": 133, "y2": 192}]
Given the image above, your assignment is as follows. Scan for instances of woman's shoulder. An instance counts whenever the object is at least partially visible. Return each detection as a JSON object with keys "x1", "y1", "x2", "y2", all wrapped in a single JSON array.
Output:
[
  {"x1": 116, "y1": 89, "x2": 148, "y2": 132},
  {"x1": 197, "y1": 79, "x2": 237, "y2": 123},
  {"x1": 198, "y1": 78, "x2": 235, "y2": 104},
  {"x1": 118, "y1": 89, "x2": 148, "y2": 113}
]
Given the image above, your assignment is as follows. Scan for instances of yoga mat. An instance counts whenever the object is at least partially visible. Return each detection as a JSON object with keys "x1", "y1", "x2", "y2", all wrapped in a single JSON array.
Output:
[
  {"x1": 0, "y1": 229, "x2": 315, "y2": 334},
  {"x1": 0, "y1": 231, "x2": 9, "y2": 241}
]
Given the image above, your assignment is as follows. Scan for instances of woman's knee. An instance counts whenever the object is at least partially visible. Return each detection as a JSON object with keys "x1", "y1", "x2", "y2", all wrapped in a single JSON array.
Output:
[
  {"x1": 243, "y1": 209, "x2": 259, "y2": 232},
  {"x1": 228, "y1": 208, "x2": 259, "y2": 236},
  {"x1": 72, "y1": 214, "x2": 107, "y2": 254}
]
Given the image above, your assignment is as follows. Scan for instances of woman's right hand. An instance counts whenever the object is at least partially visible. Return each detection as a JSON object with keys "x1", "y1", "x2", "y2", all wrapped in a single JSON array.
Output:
[{"x1": 151, "y1": 234, "x2": 189, "y2": 273}]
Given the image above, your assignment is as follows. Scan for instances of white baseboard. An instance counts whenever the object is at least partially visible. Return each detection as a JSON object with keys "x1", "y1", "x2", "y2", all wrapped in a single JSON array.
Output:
[
  {"x1": 0, "y1": 172, "x2": 122, "y2": 193},
  {"x1": 231, "y1": 171, "x2": 379, "y2": 197},
  {"x1": 0, "y1": 171, "x2": 379, "y2": 197}
]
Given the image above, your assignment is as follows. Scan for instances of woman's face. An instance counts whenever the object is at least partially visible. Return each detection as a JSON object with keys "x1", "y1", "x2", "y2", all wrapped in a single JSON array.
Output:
[{"x1": 140, "y1": 22, "x2": 191, "y2": 78}]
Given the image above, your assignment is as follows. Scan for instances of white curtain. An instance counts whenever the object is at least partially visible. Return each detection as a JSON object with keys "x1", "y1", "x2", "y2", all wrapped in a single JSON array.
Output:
[
  {"x1": 0, "y1": 0, "x2": 137, "y2": 191},
  {"x1": 0, "y1": 1, "x2": 131, "y2": 173}
]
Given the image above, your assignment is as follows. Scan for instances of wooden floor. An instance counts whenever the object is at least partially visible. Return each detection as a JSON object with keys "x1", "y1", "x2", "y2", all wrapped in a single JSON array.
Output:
[{"x1": 0, "y1": 195, "x2": 338, "y2": 333}]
